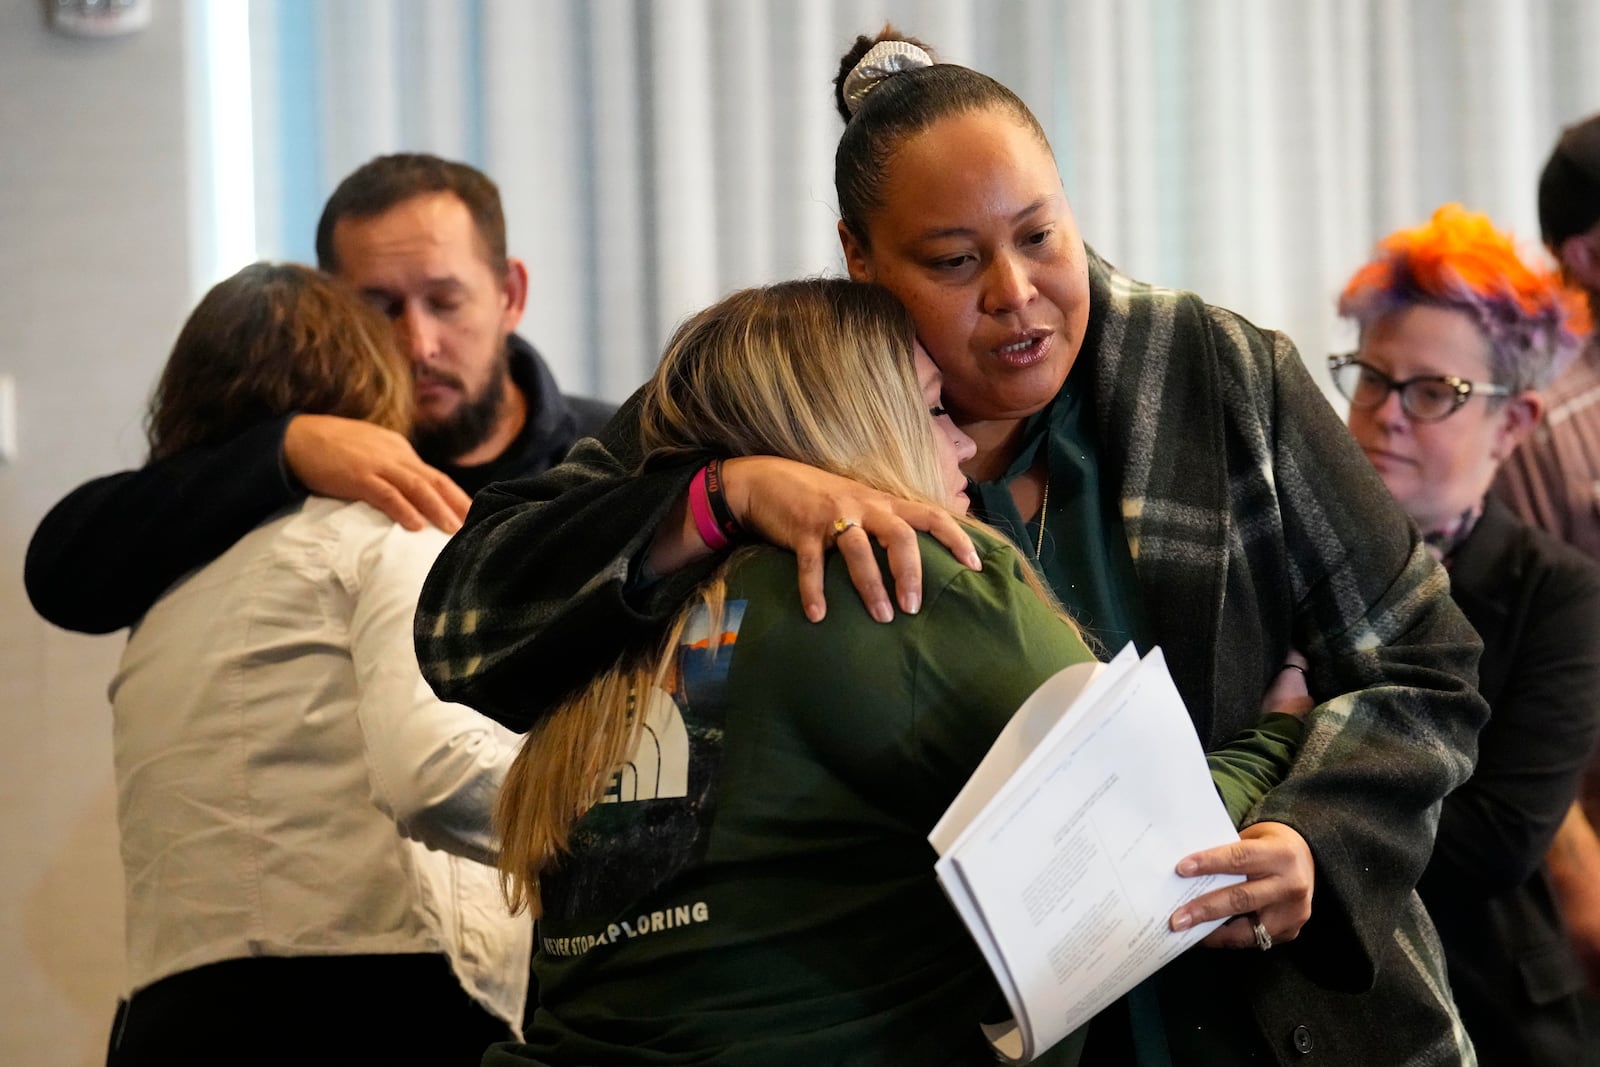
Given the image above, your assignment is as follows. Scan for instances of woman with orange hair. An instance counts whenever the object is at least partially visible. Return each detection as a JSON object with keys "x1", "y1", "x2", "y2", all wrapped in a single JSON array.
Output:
[{"x1": 1336, "y1": 204, "x2": 1600, "y2": 1064}]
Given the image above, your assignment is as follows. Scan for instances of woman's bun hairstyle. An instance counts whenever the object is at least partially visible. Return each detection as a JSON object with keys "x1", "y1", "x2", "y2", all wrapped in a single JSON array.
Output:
[
  {"x1": 832, "y1": 24, "x2": 936, "y2": 123},
  {"x1": 830, "y1": 25, "x2": 1045, "y2": 247}
]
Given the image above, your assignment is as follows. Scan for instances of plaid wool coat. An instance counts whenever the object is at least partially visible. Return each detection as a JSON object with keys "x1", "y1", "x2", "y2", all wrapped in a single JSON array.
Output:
[{"x1": 417, "y1": 251, "x2": 1488, "y2": 1065}]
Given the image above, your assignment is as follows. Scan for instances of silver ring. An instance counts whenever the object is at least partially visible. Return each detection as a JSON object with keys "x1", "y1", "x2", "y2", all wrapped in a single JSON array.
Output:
[
  {"x1": 1252, "y1": 916, "x2": 1272, "y2": 952},
  {"x1": 831, "y1": 518, "x2": 862, "y2": 538}
]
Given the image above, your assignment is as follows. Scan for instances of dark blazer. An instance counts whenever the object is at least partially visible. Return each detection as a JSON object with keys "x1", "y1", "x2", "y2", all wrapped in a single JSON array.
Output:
[{"x1": 1419, "y1": 494, "x2": 1600, "y2": 1065}]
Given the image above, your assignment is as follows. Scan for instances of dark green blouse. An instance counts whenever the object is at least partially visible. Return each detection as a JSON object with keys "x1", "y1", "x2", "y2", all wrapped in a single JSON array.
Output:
[{"x1": 968, "y1": 354, "x2": 1151, "y2": 658}]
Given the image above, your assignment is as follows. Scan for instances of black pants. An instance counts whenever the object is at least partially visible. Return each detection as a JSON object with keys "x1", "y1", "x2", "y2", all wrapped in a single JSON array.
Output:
[{"x1": 106, "y1": 952, "x2": 513, "y2": 1067}]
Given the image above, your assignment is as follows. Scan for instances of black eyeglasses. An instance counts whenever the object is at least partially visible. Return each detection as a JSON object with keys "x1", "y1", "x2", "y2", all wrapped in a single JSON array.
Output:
[{"x1": 1327, "y1": 353, "x2": 1509, "y2": 422}]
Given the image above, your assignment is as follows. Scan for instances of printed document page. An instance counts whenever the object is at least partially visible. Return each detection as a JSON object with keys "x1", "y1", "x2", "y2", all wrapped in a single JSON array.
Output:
[{"x1": 931, "y1": 645, "x2": 1243, "y2": 1063}]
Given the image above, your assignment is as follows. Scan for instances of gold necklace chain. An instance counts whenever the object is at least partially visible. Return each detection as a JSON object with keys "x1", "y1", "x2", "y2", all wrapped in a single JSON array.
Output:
[{"x1": 1034, "y1": 479, "x2": 1050, "y2": 561}]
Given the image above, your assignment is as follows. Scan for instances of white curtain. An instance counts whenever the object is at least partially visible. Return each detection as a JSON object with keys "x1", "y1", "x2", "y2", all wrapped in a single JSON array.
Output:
[{"x1": 246, "y1": 0, "x2": 1600, "y2": 404}]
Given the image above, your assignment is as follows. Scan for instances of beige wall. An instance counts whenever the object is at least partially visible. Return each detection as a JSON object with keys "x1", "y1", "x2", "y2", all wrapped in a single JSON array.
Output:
[{"x1": 0, "y1": 4, "x2": 194, "y2": 1063}]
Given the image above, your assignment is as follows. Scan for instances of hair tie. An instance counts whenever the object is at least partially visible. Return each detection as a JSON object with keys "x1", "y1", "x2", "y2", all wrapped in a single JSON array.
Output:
[{"x1": 842, "y1": 39, "x2": 934, "y2": 116}]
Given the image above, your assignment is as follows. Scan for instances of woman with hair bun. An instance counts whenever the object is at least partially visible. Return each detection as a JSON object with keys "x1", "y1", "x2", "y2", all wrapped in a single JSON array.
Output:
[
  {"x1": 482, "y1": 277, "x2": 1311, "y2": 1066},
  {"x1": 1336, "y1": 205, "x2": 1600, "y2": 1065},
  {"x1": 419, "y1": 26, "x2": 1488, "y2": 1067},
  {"x1": 108, "y1": 263, "x2": 527, "y2": 1066}
]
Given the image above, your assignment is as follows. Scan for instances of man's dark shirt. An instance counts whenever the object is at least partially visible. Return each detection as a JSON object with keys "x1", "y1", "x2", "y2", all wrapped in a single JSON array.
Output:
[
  {"x1": 440, "y1": 336, "x2": 615, "y2": 498},
  {"x1": 24, "y1": 335, "x2": 615, "y2": 634}
]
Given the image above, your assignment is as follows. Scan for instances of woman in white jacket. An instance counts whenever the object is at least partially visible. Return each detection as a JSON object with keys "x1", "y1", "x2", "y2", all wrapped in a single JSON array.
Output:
[{"x1": 105, "y1": 262, "x2": 528, "y2": 1066}]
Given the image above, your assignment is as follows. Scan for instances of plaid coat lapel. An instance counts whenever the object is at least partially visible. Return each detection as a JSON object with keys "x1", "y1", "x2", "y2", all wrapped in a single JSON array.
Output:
[{"x1": 1085, "y1": 248, "x2": 1230, "y2": 740}]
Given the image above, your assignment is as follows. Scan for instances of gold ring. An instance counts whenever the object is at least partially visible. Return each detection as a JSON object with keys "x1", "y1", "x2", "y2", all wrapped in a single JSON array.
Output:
[{"x1": 831, "y1": 518, "x2": 861, "y2": 538}]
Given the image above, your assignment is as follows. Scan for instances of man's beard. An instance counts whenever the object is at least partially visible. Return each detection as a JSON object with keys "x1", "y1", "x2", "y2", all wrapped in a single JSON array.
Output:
[{"x1": 413, "y1": 361, "x2": 509, "y2": 466}]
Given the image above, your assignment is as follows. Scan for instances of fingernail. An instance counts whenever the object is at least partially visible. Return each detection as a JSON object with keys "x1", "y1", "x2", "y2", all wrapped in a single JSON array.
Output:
[
  {"x1": 1176, "y1": 859, "x2": 1197, "y2": 876},
  {"x1": 1171, "y1": 912, "x2": 1192, "y2": 931},
  {"x1": 872, "y1": 601, "x2": 893, "y2": 624},
  {"x1": 805, "y1": 603, "x2": 824, "y2": 623},
  {"x1": 904, "y1": 592, "x2": 921, "y2": 615},
  {"x1": 965, "y1": 552, "x2": 982, "y2": 570}
]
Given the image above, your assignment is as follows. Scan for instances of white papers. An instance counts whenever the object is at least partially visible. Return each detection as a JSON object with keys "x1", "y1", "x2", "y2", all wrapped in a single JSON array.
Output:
[{"x1": 929, "y1": 644, "x2": 1243, "y2": 1063}]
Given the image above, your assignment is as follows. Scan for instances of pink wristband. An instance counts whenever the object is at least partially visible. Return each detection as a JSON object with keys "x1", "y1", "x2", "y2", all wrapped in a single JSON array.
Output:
[{"x1": 688, "y1": 466, "x2": 731, "y2": 551}]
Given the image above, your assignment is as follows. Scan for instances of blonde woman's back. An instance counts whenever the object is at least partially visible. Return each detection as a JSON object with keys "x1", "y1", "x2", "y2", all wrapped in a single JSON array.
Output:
[{"x1": 495, "y1": 532, "x2": 1093, "y2": 1066}]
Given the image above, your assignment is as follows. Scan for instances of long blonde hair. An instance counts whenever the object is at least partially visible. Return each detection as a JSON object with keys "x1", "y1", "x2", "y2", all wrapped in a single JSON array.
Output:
[{"x1": 496, "y1": 278, "x2": 1069, "y2": 916}]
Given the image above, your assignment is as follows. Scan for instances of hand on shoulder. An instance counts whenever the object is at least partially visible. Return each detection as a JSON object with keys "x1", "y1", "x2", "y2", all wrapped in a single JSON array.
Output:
[
  {"x1": 722, "y1": 456, "x2": 979, "y2": 625},
  {"x1": 285, "y1": 414, "x2": 471, "y2": 534}
]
